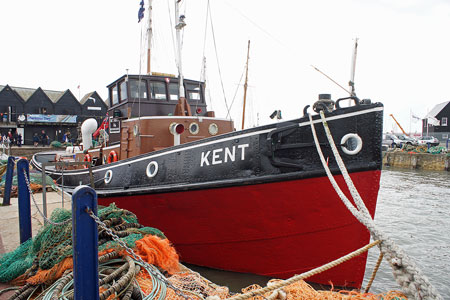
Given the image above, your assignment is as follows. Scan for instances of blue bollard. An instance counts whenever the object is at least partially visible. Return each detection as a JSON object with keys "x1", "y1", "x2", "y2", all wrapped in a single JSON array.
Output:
[
  {"x1": 2, "y1": 156, "x2": 16, "y2": 206},
  {"x1": 17, "y1": 158, "x2": 32, "y2": 244},
  {"x1": 72, "y1": 185, "x2": 99, "y2": 300}
]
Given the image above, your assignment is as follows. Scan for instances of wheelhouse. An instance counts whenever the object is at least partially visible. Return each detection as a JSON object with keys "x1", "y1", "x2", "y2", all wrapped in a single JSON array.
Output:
[{"x1": 106, "y1": 74, "x2": 207, "y2": 118}]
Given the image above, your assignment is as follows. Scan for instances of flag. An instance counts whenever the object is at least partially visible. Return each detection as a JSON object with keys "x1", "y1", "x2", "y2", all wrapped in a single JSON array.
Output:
[
  {"x1": 427, "y1": 116, "x2": 440, "y2": 126},
  {"x1": 138, "y1": 0, "x2": 145, "y2": 23},
  {"x1": 93, "y1": 116, "x2": 109, "y2": 138},
  {"x1": 411, "y1": 112, "x2": 421, "y2": 123}
]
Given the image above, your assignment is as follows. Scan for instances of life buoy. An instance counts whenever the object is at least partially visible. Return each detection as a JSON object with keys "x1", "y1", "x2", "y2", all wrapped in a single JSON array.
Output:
[
  {"x1": 83, "y1": 153, "x2": 92, "y2": 168},
  {"x1": 340, "y1": 133, "x2": 363, "y2": 155},
  {"x1": 107, "y1": 151, "x2": 118, "y2": 164}
]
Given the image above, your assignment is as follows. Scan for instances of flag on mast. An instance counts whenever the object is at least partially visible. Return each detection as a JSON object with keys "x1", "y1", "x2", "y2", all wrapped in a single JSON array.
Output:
[
  {"x1": 411, "y1": 112, "x2": 421, "y2": 123},
  {"x1": 427, "y1": 116, "x2": 440, "y2": 126},
  {"x1": 138, "y1": 0, "x2": 145, "y2": 23}
]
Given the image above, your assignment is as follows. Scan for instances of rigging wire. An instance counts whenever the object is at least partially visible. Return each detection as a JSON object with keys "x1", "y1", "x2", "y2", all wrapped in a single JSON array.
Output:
[
  {"x1": 167, "y1": 1, "x2": 178, "y2": 70},
  {"x1": 207, "y1": 1, "x2": 231, "y2": 119},
  {"x1": 227, "y1": 65, "x2": 246, "y2": 119}
]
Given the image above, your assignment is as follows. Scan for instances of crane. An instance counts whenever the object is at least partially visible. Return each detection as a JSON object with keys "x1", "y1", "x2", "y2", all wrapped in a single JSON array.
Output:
[{"x1": 389, "y1": 114, "x2": 407, "y2": 135}]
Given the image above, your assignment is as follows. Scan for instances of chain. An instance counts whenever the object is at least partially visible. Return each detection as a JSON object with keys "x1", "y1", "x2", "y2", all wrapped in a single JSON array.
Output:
[
  {"x1": 87, "y1": 209, "x2": 192, "y2": 300},
  {"x1": 22, "y1": 169, "x2": 72, "y2": 226}
]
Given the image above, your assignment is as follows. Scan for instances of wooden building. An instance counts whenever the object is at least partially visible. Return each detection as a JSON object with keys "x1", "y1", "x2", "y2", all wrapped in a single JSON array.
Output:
[{"x1": 0, "y1": 85, "x2": 108, "y2": 145}]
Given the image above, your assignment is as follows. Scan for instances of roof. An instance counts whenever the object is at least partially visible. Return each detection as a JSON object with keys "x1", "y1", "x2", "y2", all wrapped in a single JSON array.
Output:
[
  {"x1": 80, "y1": 92, "x2": 95, "y2": 104},
  {"x1": 427, "y1": 101, "x2": 450, "y2": 118},
  {"x1": 80, "y1": 91, "x2": 108, "y2": 107},
  {"x1": 0, "y1": 85, "x2": 65, "y2": 102}
]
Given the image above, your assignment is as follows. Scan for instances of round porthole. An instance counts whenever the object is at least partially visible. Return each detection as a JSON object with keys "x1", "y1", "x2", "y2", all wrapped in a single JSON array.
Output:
[
  {"x1": 133, "y1": 124, "x2": 139, "y2": 136},
  {"x1": 104, "y1": 170, "x2": 113, "y2": 184},
  {"x1": 146, "y1": 161, "x2": 158, "y2": 178},
  {"x1": 341, "y1": 133, "x2": 363, "y2": 155},
  {"x1": 189, "y1": 122, "x2": 199, "y2": 135},
  {"x1": 208, "y1": 123, "x2": 218, "y2": 135}
]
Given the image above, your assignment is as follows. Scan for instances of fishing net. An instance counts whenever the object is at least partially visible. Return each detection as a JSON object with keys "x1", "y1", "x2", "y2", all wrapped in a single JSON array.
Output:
[
  {"x1": 0, "y1": 203, "x2": 165, "y2": 283},
  {"x1": 0, "y1": 203, "x2": 407, "y2": 300}
]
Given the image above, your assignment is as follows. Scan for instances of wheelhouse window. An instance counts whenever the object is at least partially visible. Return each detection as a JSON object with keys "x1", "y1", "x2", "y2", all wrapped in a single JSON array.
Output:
[
  {"x1": 120, "y1": 81, "x2": 128, "y2": 101},
  {"x1": 186, "y1": 83, "x2": 202, "y2": 101},
  {"x1": 129, "y1": 80, "x2": 147, "y2": 99},
  {"x1": 149, "y1": 81, "x2": 167, "y2": 100},
  {"x1": 112, "y1": 86, "x2": 119, "y2": 105},
  {"x1": 168, "y1": 83, "x2": 179, "y2": 101}
]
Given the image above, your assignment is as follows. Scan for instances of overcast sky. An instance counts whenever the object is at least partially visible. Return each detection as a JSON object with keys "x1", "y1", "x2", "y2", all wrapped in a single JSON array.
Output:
[{"x1": 1, "y1": 0, "x2": 450, "y2": 134}]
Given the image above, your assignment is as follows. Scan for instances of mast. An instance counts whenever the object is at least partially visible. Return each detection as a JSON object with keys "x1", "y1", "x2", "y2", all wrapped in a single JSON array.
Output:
[
  {"x1": 147, "y1": 0, "x2": 153, "y2": 74},
  {"x1": 349, "y1": 38, "x2": 358, "y2": 97},
  {"x1": 175, "y1": 0, "x2": 186, "y2": 98},
  {"x1": 241, "y1": 40, "x2": 250, "y2": 130}
]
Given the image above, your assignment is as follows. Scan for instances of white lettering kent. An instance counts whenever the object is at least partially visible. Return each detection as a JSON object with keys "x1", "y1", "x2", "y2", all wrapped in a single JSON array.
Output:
[{"x1": 200, "y1": 144, "x2": 249, "y2": 167}]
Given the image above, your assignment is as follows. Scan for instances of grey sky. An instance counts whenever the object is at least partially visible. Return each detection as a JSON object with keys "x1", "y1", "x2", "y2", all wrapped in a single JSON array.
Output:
[{"x1": 1, "y1": 0, "x2": 449, "y2": 133}]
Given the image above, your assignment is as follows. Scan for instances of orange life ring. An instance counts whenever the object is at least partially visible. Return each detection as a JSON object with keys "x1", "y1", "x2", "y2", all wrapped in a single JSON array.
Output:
[
  {"x1": 107, "y1": 151, "x2": 118, "y2": 164},
  {"x1": 83, "y1": 153, "x2": 92, "y2": 168}
]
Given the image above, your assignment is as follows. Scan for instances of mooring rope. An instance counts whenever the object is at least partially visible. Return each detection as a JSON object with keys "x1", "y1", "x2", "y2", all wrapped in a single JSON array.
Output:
[
  {"x1": 364, "y1": 252, "x2": 384, "y2": 293},
  {"x1": 308, "y1": 111, "x2": 443, "y2": 300},
  {"x1": 225, "y1": 240, "x2": 381, "y2": 300}
]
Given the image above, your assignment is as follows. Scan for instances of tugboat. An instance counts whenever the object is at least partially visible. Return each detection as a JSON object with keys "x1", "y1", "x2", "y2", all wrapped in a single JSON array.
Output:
[{"x1": 31, "y1": 0, "x2": 384, "y2": 289}]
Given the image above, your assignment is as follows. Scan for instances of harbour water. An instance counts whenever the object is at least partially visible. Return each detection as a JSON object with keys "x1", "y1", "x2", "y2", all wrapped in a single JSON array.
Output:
[{"x1": 362, "y1": 168, "x2": 450, "y2": 298}]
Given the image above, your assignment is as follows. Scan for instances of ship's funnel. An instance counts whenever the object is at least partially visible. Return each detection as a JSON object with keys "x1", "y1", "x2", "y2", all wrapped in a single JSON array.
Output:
[{"x1": 81, "y1": 118, "x2": 98, "y2": 150}]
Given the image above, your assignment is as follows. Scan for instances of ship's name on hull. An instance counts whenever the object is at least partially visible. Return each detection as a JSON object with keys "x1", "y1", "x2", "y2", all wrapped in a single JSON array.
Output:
[{"x1": 200, "y1": 144, "x2": 249, "y2": 167}]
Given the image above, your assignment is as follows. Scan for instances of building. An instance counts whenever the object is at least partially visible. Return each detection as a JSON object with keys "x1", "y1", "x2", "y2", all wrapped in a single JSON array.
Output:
[
  {"x1": 0, "y1": 84, "x2": 108, "y2": 145},
  {"x1": 422, "y1": 100, "x2": 450, "y2": 142}
]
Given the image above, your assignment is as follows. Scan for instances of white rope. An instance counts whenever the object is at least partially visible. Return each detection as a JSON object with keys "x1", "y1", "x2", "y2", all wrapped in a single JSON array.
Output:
[{"x1": 308, "y1": 112, "x2": 443, "y2": 300}]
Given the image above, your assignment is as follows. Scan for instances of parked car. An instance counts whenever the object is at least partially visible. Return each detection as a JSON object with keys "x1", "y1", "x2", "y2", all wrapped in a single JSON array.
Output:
[
  {"x1": 396, "y1": 134, "x2": 419, "y2": 146},
  {"x1": 417, "y1": 136, "x2": 440, "y2": 147},
  {"x1": 382, "y1": 133, "x2": 403, "y2": 149}
]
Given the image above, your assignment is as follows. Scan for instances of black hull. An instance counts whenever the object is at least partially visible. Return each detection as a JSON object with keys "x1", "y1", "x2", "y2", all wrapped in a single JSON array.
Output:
[{"x1": 31, "y1": 103, "x2": 384, "y2": 197}]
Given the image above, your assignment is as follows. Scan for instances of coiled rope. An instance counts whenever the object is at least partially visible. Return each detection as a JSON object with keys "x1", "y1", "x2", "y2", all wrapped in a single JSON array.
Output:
[{"x1": 308, "y1": 111, "x2": 442, "y2": 300}]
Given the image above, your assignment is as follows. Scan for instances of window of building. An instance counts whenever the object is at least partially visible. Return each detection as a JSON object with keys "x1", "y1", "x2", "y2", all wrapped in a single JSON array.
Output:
[
  {"x1": 120, "y1": 81, "x2": 128, "y2": 101},
  {"x1": 149, "y1": 82, "x2": 167, "y2": 100},
  {"x1": 168, "y1": 83, "x2": 179, "y2": 101},
  {"x1": 186, "y1": 83, "x2": 201, "y2": 101},
  {"x1": 112, "y1": 86, "x2": 119, "y2": 105},
  {"x1": 129, "y1": 80, "x2": 147, "y2": 99},
  {"x1": 443, "y1": 133, "x2": 448, "y2": 140},
  {"x1": 442, "y1": 117, "x2": 448, "y2": 126}
]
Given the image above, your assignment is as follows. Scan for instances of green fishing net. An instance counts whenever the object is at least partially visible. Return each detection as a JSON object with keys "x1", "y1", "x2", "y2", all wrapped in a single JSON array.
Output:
[{"x1": 0, "y1": 203, "x2": 165, "y2": 283}]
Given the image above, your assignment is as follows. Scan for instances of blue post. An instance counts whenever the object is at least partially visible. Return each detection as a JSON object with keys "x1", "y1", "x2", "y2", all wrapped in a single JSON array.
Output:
[
  {"x1": 72, "y1": 186, "x2": 99, "y2": 300},
  {"x1": 17, "y1": 158, "x2": 32, "y2": 244},
  {"x1": 2, "y1": 156, "x2": 16, "y2": 206}
]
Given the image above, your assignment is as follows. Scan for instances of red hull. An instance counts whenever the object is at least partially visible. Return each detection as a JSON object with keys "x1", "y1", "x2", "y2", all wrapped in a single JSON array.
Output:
[{"x1": 99, "y1": 170, "x2": 380, "y2": 288}]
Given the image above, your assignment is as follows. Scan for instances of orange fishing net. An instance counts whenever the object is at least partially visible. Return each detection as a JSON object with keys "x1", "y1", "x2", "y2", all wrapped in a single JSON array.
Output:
[
  {"x1": 240, "y1": 279, "x2": 407, "y2": 300},
  {"x1": 128, "y1": 234, "x2": 180, "y2": 274}
]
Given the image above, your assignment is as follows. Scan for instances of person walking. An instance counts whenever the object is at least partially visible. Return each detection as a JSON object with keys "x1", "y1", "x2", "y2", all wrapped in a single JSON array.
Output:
[
  {"x1": 17, "y1": 133, "x2": 22, "y2": 147},
  {"x1": 33, "y1": 133, "x2": 39, "y2": 147},
  {"x1": 41, "y1": 130, "x2": 47, "y2": 146}
]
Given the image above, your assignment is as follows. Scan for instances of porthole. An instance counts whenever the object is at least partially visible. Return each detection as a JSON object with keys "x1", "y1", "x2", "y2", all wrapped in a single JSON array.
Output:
[
  {"x1": 341, "y1": 133, "x2": 363, "y2": 155},
  {"x1": 133, "y1": 124, "x2": 139, "y2": 136},
  {"x1": 189, "y1": 122, "x2": 199, "y2": 135},
  {"x1": 104, "y1": 170, "x2": 113, "y2": 184},
  {"x1": 208, "y1": 123, "x2": 218, "y2": 135},
  {"x1": 146, "y1": 161, "x2": 159, "y2": 178}
]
